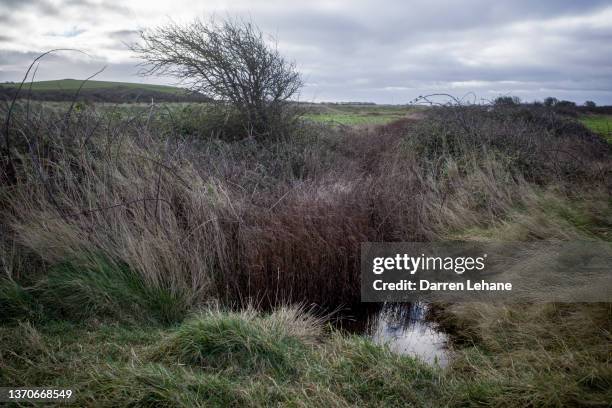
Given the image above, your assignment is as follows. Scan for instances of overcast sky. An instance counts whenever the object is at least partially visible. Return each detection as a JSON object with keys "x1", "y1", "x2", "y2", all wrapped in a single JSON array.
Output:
[{"x1": 1, "y1": 0, "x2": 611, "y2": 104}]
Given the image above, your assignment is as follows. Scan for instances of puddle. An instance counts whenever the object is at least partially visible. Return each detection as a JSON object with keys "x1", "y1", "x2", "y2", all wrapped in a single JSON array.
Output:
[{"x1": 338, "y1": 302, "x2": 449, "y2": 366}]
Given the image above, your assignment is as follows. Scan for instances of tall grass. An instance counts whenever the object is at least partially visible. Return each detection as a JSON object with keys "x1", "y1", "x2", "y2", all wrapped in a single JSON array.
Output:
[
  {"x1": 1, "y1": 99, "x2": 611, "y2": 406},
  {"x1": 434, "y1": 302, "x2": 612, "y2": 407},
  {"x1": 1, "y1": 102, "x2": 610, "y2": 318}
]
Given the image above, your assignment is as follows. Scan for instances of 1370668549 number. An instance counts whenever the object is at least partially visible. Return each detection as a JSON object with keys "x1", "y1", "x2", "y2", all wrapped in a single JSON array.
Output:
[{"x1": 0, "y1": 388, "x2": 74, "y2": 402}]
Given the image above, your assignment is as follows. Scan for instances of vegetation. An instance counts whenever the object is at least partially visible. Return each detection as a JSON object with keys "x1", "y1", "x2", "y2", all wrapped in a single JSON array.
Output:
[
  {"x1": 1, "y1": 303, "x2": 609, "y2": 407},
  {"x1": 132, "y1": 17, "x2": 303, "y2": 137},
  {"x1": 304, "y1": 103, "x2": 417, "y2": 126},
  {"x1": 0, "y1": 308, "x2": 442, "y2": 407},
  {"x1": 493, "y1": 95, "x2": 521, "y2": 106},
  {"x1": 1, "y1": 94, "x2": 610, "y2": 405},
  {"x1": 544, "y1": 97, "x2": 558, "y2": 107},
  {"x1": 580, "y1": 114, "x2": 612, "y2": 143}
]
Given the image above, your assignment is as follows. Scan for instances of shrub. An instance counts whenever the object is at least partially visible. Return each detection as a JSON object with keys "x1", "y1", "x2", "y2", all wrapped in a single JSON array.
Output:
[
  {"x1": 544, "y1": 96, "x2": 558, "y2": 107},
  {"x1": 494, "y1": 95, "x2": 520, "y2": 106},
  {"x1": 161, "y1": 103, "x2": 251, "y2": 140},
  {"x1": 132, "y1": 17, "x2": 303, "y2": 138},
  {"x1": 555, "y1": 100, "x2": 578, "y2": 116},
  {"x1": 406, "y1": 105, "x2": 610, "y2": 184}
]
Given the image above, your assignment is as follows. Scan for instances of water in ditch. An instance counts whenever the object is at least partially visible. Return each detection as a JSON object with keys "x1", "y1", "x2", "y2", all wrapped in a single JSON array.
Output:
[{"x1": 339, "y1": 302, "x2": 450, "y2": 366}]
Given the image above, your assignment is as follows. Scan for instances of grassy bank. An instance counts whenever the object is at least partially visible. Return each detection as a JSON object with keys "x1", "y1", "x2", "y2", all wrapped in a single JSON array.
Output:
[
  {"x1": 1, "y1": 303, "x2": 609, "y2": 407},
  {"x1": 1, "y1": 100, "x2": 611, "y2": 406},
  {"x1": 0, "y1": 308, "x2": 439, "y2": 406}
]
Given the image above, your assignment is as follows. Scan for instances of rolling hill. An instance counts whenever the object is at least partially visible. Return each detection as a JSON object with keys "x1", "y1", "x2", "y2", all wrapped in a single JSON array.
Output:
[{"x1": 0, "y1": 79, "x2": 207, "y2": 102}]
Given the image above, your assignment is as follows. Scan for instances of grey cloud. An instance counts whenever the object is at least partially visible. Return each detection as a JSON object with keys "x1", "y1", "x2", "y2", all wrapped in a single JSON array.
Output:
[
  {"x1": 46, "y1": 27, "x2": 87, "y2": 38},
  {"x1": 0, "y1": 50, "x2": 139, "y2": 82},
  {"x1": 109, "y1": 30, "x2": 140, "y2": 39},
  {"x1": 0, "y1": 0, "x2": 49, "y2": 7},
  {"x1": 251, "y1": 0, "x2": 610, "y2": 47},
  {"x1": 0, "y1": 0, "x2": 611, "y2": 104},
  {"x1": 0, "y1": 0, "x2": 59, "y2": 15},
  {"x1": 0, "y1": 0, "x2": 131, "y2": 21},
  {"x1": 63, "y1": 0, "x2": 131, "y2": 14}
]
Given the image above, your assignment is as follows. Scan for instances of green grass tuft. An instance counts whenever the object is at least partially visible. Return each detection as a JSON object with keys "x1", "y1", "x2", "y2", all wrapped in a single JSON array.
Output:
[
  {"x1": 38, "y1": 255, "x2": 188, "y2": 324},
  {"x1": 150, "y1": 309, "x2": 318, "y2": 377},
  {"x1": 321, "y1": 334, "x2": 442, "y2": 406}
]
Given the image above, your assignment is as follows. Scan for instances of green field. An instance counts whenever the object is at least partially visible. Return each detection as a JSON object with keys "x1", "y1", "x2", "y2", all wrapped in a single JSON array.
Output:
[
  {"x1": 0, "y1": 79, "x2": 186, "y2": 94},
  {"x1": 304, "y1": 104, "x2": 416, "y2": 126},
  {"x1": 580, "y1": 114, "x2": 612, "y2": 143}
]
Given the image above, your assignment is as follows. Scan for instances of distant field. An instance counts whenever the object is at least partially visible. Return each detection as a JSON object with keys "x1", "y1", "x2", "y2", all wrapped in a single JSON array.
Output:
[
  {"x1": 0, "y1": 79, "x2": 186, "y2": 94},
  {"x1": 580, "y1": 114, "x2": 612, "y2": 143},
  {"x1": 304, "y1": 104, "x2": 416, "y2": 126}
]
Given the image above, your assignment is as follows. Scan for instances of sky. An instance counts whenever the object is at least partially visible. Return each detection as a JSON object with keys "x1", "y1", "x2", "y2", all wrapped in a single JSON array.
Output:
[{"x1": 1, "y1": 0, "x2": 611, "y2": 104}]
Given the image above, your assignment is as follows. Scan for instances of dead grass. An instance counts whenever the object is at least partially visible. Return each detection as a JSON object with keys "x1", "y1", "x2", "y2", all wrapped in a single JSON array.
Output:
[
  {"x1": 0, "y1": 101, "x2": 610, "y2": 406},
  {"x1": 1, "y1": 102, "x2": 610, "y2": 310}
]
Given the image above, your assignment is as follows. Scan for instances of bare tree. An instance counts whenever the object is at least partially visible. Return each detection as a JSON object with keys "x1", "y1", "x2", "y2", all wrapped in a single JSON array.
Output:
[{"x1": 131, "y1": 18, "x2": 303, "y2": 136}]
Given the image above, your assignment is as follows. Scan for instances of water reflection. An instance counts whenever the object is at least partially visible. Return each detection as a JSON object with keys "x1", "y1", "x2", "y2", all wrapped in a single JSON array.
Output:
[{"x1": 339, "y1": 303, "x2": 449, "y2": 366}]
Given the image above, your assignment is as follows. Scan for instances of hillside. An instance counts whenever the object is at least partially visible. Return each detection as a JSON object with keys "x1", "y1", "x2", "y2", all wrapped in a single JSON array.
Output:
[{"x1": 0, "y1": 79, "x2": 208, "y2": 103}]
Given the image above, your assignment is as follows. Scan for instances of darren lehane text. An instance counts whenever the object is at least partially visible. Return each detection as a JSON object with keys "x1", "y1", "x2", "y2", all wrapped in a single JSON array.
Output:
[{"x1": 373, "y1": 280, "x2": 512, "y2": 291}]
